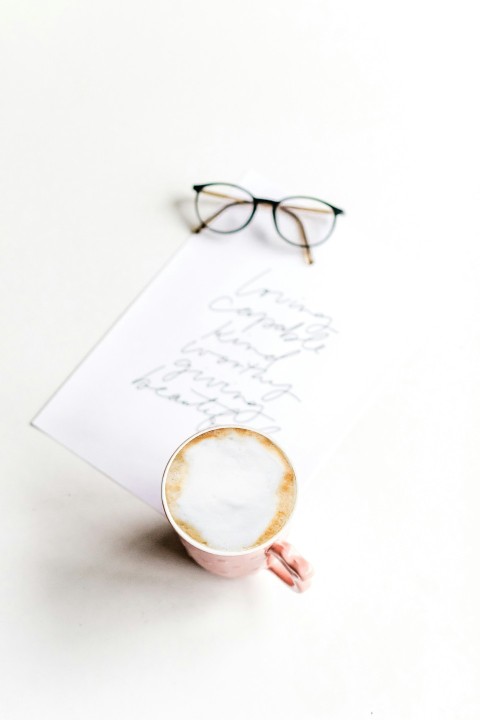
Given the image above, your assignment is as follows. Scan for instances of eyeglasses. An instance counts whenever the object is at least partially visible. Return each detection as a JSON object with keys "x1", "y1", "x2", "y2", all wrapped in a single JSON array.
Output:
[{"x1": 192, "y1": 182, "x2": 344, "y2": 265}]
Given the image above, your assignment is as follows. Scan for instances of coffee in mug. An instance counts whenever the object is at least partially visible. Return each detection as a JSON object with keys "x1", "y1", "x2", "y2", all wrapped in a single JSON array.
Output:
[{"x1": 164, "y1": 426, "x2": 296, "y2": 552}]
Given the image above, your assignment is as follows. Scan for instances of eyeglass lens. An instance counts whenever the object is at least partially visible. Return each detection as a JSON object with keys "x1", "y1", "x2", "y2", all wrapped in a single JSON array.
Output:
[
  {"x1": 195, "y1": 184, "x2": 255, "y2": 234},
  {"x1": 274, "y1": 197, "x2": 335, "y2": 247}
]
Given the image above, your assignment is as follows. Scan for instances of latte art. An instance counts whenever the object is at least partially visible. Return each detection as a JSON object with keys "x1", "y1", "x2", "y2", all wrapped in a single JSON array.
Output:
[{"x1": 164, "y1": 427, "x2": 296, "y2": 552}]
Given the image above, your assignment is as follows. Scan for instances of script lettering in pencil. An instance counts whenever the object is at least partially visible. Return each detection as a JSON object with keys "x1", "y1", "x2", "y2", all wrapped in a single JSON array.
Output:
[{"x1": 132, "y1": 270, "x2": 337, "y2": 434}]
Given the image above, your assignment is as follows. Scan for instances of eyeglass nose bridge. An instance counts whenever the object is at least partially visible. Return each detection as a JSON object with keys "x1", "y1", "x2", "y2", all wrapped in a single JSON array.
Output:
[{"x1": 253, "y1": 197, "x2": 280, "y2": 208}]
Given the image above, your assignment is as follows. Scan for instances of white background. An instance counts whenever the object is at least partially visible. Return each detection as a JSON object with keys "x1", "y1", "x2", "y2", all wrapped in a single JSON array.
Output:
[{"x1": 1, "y1": 1, "x2": 479, "y2": 718}]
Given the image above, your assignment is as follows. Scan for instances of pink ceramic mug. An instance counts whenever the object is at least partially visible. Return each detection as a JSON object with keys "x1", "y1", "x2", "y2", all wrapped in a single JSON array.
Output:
[{"x1": 161, "y1": 426, "x2": 314, "y2": 592}]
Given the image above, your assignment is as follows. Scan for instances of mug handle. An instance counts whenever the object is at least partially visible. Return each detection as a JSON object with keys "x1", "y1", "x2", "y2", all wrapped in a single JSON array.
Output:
[{"x1": 266, "y1": 540, "x2": 314, "y2": 593}]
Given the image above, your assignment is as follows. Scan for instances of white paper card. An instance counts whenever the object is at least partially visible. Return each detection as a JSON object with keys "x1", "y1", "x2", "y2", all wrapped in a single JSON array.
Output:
[{"x1": 33, "y1": 174, "x2": 407, "y2": 511}]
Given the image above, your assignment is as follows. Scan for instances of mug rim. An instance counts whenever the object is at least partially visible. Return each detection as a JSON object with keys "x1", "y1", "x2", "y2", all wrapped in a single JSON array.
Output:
[{"x1": 161, "y1": 425, "x2": 298, "y2": 557}]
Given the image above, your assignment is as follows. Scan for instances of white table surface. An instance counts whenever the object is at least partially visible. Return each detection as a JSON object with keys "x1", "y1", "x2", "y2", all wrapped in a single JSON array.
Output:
[{"x1": 1, "y1": 1, "x2": 479, "y2": 718}]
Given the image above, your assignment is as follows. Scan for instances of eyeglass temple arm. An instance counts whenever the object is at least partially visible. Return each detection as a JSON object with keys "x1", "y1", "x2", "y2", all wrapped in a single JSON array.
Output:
[
  {"x1": 192, "y1": 199, "x2": 249, "y2": 234},
  {"x1": 196, "y1": 189, "x2": 342, "y2": 216},
  {"x1": 278, "y1": 207, "x2": 314, "y2": 265},
  {"x1": 196, "y1": 189, "x2": 252, "y2": 202},
  {"x1": 198, "y1": 189, "x2": 339, "y2": 215}
]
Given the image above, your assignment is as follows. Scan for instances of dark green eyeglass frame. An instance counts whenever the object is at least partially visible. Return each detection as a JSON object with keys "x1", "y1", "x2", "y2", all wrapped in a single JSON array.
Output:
[{"x1": 192, "y1": 182, "x2": 344, "y2": 265}]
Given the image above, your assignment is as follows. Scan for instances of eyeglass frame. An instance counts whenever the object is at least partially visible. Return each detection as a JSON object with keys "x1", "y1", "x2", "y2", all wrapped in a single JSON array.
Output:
[{"x1": 192, "y1": 182, "x2": 344, "y2": 265}]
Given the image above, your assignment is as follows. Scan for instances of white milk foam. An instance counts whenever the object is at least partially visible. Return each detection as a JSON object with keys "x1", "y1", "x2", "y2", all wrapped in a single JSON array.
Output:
[{"x1": 166, "y1": 429, "x2": 294, "y2": 552}]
